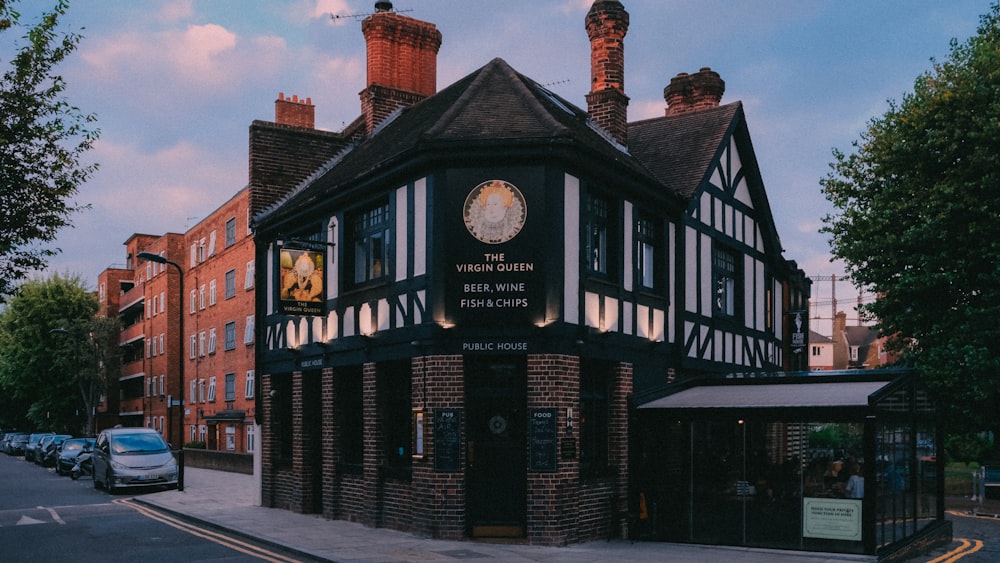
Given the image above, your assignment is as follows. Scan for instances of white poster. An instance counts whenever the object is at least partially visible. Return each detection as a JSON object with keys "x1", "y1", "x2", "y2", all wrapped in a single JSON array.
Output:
[{"x1": 802, "y1": 497, "x2": 862, "y2": 541}]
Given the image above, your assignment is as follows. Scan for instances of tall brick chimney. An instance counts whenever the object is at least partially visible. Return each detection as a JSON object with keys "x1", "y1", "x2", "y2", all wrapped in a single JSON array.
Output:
[
  {"x1": 664, "y1": 67, "x2": 726, "y2": 116},
  {"x1": 360, "y1": 1, "x2": 442, "y2": 134},
  {"x1": 585, "y1": 0, "x2": 629, "y2": 145},
  {"x1": 274, "y1": 93, "x2": 315, "y2": 128}
]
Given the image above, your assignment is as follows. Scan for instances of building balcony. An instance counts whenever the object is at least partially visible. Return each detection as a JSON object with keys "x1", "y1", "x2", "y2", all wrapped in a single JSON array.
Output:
[{"x1": 120, "y1": 322, "x2": 144, "y2": 348}]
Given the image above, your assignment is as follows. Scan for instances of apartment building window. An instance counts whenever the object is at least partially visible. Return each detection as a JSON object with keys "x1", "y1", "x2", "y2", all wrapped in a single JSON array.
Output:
[
  {"x1": 224, "y1": 321, "x2": 236, "y2": 350},
  {"x1": 198, "y1": 378, "x2": 206, "y2": 403},
  {"x1": 199, "y1": 284, "x2": 206, "y2": 310},
  {"x1": 349, "y1": 199, "x2": 390, "y2": 285},
  {"x1": 635, "y1": 212, "x2": 661, "y2": 291},
  {"x1": 585, "y1": 193, "x2": 615, "y2": 278},
  {"x1": 151, "y1": 338, "x2": 157, "y2": 357},
  {"x1": 189, "y1": 334, "x2": 196, "y2": 359},
  {"x1": 146, "y1": 376, "x2": 152, "y2": 397},
  {"x1": 812, "y1": 346, "x2": 822, "y2": 356},
  {"x1": 159, "y1": 416, "x2": 165, "y2": 435},
  {"x1": 225, "y1": 217, "x2": 236, "y2": 247},
  {"x1": 152, "y1": 295, "x2": 158, "y2": 316},
  {"x1": 208, "y1": 230, "x2": 217, "y2": 256},
  {"x1": 225, "y1": 269, "x2": 236, "y2": 299},
  {"x1": 209, "y1": 279, "x2": 217, "y2": 306},
  {"x1": 159, "y1": 291, "x2": 165, "y2": 313},
  {"x1": 245, "y1": 370, "x2": 255, "y2": 399},
  {"x1": 246, "y1": 425, "x2": 255, "y2": 453},
  {"x1": 198, "y1": 238, "x2": 206, "y2": 262},
  {"x1": 207, "y1": 376, "x2": 216, "y2": 402},
  {"x1": 713, "y1": 244, "x2": 740, "y2": 319},
  {"x1": 189, "y1": 425, "x2": 197, "y2": 443},
  {"x1": 189, "y1": 289, "x2": 196, "y2": 313},
  {"x1": 189, "y1": 380, "x2": 196, "y2": 404},
  {"x1": 159, "y1": 334, "x2": 164, "y2": 355},
  {"x1": 208, "y1": 327, "x2": 217, "y2": 354},
  {"x1": 198, "y1": 331, "x2": 206, "y2": 357},
  {"x1": 244, "y1": 260, "x2": 255, "y2": 289},
  {"x1": 190, "y1": 243, "x2": 197, "y2": 268},
  {"x1": 244, "y1": 315, "x2": 254, "y2": 345},
  {"x1": 146, "y1": 263, "x2": 152, "y2": 280},
  {"x1": 146, "y1": 338, "x2": 151, "y2": 358},
  {"x1": 159, "y1": 374, "x2": 164, "y2": 396},
  {"x1": 225, "y1": 373, "x2": 236, "y2": 402}
]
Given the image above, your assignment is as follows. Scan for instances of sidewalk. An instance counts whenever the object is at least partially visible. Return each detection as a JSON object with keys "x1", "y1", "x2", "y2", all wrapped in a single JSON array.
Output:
[{"x1": 135, "y1": 467, "x2": 887, "y2": 563}]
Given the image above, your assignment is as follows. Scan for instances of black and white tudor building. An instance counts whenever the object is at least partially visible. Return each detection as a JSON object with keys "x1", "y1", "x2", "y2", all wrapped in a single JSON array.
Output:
[{"x1": 250, "y1": 1, "x2": 946, "y2": 558}]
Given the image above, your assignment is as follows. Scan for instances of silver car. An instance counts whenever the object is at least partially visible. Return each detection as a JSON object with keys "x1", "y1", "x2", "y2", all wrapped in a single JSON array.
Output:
[{"x1": 92, "y1": 427, "x2": 178, "y2": 493}]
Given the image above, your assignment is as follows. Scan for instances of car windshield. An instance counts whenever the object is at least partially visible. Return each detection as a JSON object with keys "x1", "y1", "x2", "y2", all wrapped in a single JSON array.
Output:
[
  {"x1": 110, "y1": 433, "x2": 168, "y2": 454},
  {"x1": 62, "y1": 440, "x2": 85, "y2": 452}
]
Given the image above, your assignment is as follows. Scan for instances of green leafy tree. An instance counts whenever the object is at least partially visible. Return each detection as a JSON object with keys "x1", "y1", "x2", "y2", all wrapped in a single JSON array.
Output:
[
  {"x1": 0, "y1": 273, "x2": 118, "y2": 434},
  {"x1": 821, "y1": 5, "x2": 1000, "y2": 443},
  {"x1": 0, "y1": 0, "x2": 98, "y2": 300}
]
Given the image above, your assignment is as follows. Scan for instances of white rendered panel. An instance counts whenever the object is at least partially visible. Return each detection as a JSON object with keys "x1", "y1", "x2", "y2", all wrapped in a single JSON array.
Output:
[
  {"x1": 652, "y1": 308, "x2": 664, "y2": 342},
  {"x1": 715, "y1": 329, "x2": 723, "y2": 362},
  {"x1": 700, "y1": 192, "x2": 712, "y2": 225},
  {"x1": 605, "y1": 297, "x2": 619, "y2": 332},
  {"x1": 701, "y1": 233, "x2": 712, "y2": 317},
  {"x1": 756, "y1": 259, "x2": 765, "y2": 330},
  {"x1": 745, "y1": 254, "x2": 756, "y2": 329},
  {"x1": 624, "y1": 301, "x2": 635, "y2": 336},
  {"x1": 396, "y1": 186, "x2": 408, "y2": 282},
  {"x1": 415, "y1": 290, "x2": 425, "y2": 325},
  {"x1": 343, "y1": 307, "x2": 355, "y2": 337},
  {"x1": 266, "y1": 244, "x2": 274, "y2": 313},
  {"x1": 685, "y1": 226, "x2": 698, "y2": 313},
  {"x1": 564, "y1": 174, "x2": 580, "y2": 324},
  {"x1": 378, "y1": 298, "x2": 390, "y2": 331},
  {"x1": 735, "y1": 176, "x2": 752, "y2": 207},
  {"x1": 414, "y1": 177, "x2": 427, "y2": 277},
  {"x1": 731, "y1": 138, "x2": 742, "y2": 181},
  {"x1": 624, "y1": 201, "x2": 633, "y2": 293},
  {"x1": 585, "y1": 292, "x2": 600, "y2": 329},
  {"x1": 326, "y1": 310, "x2": 339, "y2": 341}
]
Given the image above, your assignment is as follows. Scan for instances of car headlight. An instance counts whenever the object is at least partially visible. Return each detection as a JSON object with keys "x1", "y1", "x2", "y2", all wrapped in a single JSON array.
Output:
[{"x1": 109, "y1": 459, "x2": 129, "y2": 471}]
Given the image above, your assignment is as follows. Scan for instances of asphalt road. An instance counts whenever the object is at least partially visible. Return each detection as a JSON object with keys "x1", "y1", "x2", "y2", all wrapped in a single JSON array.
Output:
[{"x1": 0, "y1": 453, "x2": 316, "y2": 562}]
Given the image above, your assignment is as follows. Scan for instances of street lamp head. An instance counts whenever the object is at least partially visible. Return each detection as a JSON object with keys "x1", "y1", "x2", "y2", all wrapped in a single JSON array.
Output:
[{"x1": 137, "y1": 251, "x2": 166, "y2": 264}]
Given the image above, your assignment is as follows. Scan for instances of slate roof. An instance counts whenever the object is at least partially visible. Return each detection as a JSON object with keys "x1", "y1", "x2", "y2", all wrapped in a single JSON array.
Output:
[
  {"x1": 258, "y1": 57, "x2": 744, "y2": 227},
  {"x1": 628, "y1": 103, "x2": 742, "y2": 200}
]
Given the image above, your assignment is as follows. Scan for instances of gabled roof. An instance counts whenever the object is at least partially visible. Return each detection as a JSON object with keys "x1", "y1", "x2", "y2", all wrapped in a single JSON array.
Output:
[
  {"x1": 628, "y1": 103, "x2": 742, "y2": 200},
  {"x1": 258, "y1": 58, "x2": 668, "y2": 225}
]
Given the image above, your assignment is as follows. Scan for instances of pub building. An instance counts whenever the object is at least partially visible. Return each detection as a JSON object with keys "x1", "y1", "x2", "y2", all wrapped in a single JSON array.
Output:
[{"x1": 251, "y1": 1, "x2": 946, "y2": 557}]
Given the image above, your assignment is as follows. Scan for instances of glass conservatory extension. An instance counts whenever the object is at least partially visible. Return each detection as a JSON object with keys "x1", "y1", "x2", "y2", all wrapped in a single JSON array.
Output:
[{"x1": 632, "y1": 369, "x2": 948, "y2": 559}]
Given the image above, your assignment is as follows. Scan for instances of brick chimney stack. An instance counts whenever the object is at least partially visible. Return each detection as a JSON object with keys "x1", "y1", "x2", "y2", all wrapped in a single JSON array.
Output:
[
  {"x1": 360, "y1": 1, "x2": 442, "y2": 134},
  {"x1": 585, "y1": 0, "x2": 629, "y2": 146},
  {"x1": 664, "y1": 67, "x2": 726, "y2": 116},
  {"x1": 274, "y1": 93, "x2": 315, "y2": 128}
]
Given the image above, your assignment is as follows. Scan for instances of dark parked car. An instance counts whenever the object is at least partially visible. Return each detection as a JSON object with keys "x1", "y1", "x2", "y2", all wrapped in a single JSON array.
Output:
[
  {"x1": 56, "y1": 437, "x2": 95, "y2": 476},
  {"x1": 24, "y1": 432, "x2": 54, "y2": 462},
  {"x1": 5, "y1": 432, "x2": 28, "y2": 455},
  {"x1": 2, "y1": 432, "x2": 26, "y2": 454},
  {"x1": 39, "y1": 434, "x2": 72, "y2": 467},
  {"x1": 7, "y1": 433, "x2": 30, "y2": 456},
  {"x1": 93, "y1": 427, "x2": 178, "y2": 493}
]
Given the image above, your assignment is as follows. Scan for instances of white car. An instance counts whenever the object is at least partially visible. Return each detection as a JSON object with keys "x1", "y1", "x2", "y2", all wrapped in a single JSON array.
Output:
[{"x1": 92, "y1": 427, "x2": 178, "y2": 493}]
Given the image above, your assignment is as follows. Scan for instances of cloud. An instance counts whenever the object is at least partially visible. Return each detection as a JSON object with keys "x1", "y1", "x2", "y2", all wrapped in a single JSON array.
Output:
[{"x1": 158, "y1": 0, "x2": 194, "y2": 23}]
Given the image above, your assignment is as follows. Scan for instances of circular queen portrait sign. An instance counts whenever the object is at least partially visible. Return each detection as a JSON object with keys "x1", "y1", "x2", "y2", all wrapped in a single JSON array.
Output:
[{"x1": 463, "y1": 180, "x2": 527, "y2": 244}]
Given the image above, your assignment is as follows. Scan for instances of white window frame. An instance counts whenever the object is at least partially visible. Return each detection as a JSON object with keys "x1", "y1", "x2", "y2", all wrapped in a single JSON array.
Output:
[
  {"x1": 208, "y1": 327, "x2": 217, "y2": 354},
  {"x1": 207, "y1": 376, "x2": 217, "y2": 402},
  {"x1": 244, "y1": 315, "x2": 254, "y2": 345},
  {"x1": 209, "y1": 279, "x2": 217, "y2": 306},
  {"x1": 245, "y1": 370, "x2": 255, "y2": 399},
  {"x1": 244, "y1": 259, "x2": 255, "y2": 289}
]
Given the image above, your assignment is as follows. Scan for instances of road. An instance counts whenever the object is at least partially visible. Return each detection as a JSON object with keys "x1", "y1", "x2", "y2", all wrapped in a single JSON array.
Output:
[
  {"x1": 916, "y1": 508, "x2": 1000, "y2": 563},
  {"x1": 0, "y1": 453, "x2": 318, "y2": 562}
]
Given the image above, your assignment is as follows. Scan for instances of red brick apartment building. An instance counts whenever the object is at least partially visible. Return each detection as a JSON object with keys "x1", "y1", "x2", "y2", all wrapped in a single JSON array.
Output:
[{"x1": 96, "y1": 189, "x2": 257, "y2": 454}]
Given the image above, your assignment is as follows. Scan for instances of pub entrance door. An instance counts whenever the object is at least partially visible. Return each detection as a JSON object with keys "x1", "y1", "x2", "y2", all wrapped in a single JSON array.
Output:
[{"x1": 465, "y1": 356, "x2": 526, "y2": 537}]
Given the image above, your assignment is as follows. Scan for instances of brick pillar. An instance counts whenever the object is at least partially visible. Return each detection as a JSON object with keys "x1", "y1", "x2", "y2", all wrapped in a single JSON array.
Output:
[
  {"x1": 274, "y1": 93, "x2": 315, "y2": 128},
  {"x1": 664, "y1": 67, "x2": 726, "y2": 116}
]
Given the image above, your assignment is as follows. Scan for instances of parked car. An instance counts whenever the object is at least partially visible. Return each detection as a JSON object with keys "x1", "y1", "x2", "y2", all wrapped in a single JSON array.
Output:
[
  {"x1": 5, "y1": 433, "x2": 29, "y2": 455},
  {"x1": 92, "y1": 427, "x2": 178, "y2": 493},
  {"x1": 23, "y1": 432, "x2": 53, "y2": 461},
  {"x1": 56, "y1": 437, "x2": 95, "y2": 476},
  {"x1": 39, "y1": 434, "x2": 72, "y2": 467}
]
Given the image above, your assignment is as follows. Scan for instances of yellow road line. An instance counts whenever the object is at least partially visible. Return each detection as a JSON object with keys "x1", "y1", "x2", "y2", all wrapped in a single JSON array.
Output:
[
  {"x1": 113, "y1": 498, "x2": 303, "y2": 563},
  {"x1": 926, "y1": 537, "x2": 984, "y2": 563}
]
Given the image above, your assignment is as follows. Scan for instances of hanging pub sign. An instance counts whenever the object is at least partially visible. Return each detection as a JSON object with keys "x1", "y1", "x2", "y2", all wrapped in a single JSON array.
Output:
[
  {"x1": 447, "y1": 173, "x2": 545, "y2": 327},
  {"x1": 277, "y1": 245, "x2": 325, "y2": 316}
]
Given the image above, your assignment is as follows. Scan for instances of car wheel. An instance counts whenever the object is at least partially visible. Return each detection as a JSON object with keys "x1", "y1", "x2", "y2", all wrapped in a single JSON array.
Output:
[{"x1": 106, "y1": 470, "x2": 116, "y2": 494}]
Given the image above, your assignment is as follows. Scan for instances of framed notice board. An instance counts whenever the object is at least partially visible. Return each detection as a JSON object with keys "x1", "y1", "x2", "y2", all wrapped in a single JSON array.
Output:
[
  {"x1": 528, "y1": 408, "x2": 558, "y2": 472},
  {"x1": 434, "y1": 408, "x2": 462, "y2": 472}
]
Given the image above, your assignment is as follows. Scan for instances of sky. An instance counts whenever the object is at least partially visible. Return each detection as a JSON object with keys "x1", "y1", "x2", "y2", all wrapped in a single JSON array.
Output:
[{"x1": 8, "y1": 0, "x2": 990, "y2": 332}]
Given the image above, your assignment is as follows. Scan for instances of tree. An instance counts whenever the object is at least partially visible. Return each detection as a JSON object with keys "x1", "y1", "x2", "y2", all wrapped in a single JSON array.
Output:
[
  {"x1": 0, "y1": 273, "x2": 118, "y2": 434},
  {"x1": 821, "y1": 4, "x2": 1000, "y2": 442},
  {"x1": 0, "y1": 0, "x2": 98, "y2": 300}
]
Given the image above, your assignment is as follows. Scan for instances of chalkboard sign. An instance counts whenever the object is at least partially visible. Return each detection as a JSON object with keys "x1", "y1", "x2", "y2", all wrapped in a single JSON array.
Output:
[
  {"x1": 434, "y1": 408, "x2": 462, "y2": 472},
  {"x1": 528, "y1": 408, "x2": 558, "y2": 472}
]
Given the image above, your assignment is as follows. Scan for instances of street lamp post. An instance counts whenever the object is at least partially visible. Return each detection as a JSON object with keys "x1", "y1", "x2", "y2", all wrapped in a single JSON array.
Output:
[{"x1": 137, "y1": 251, "x2": 185, "y2": 492}]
